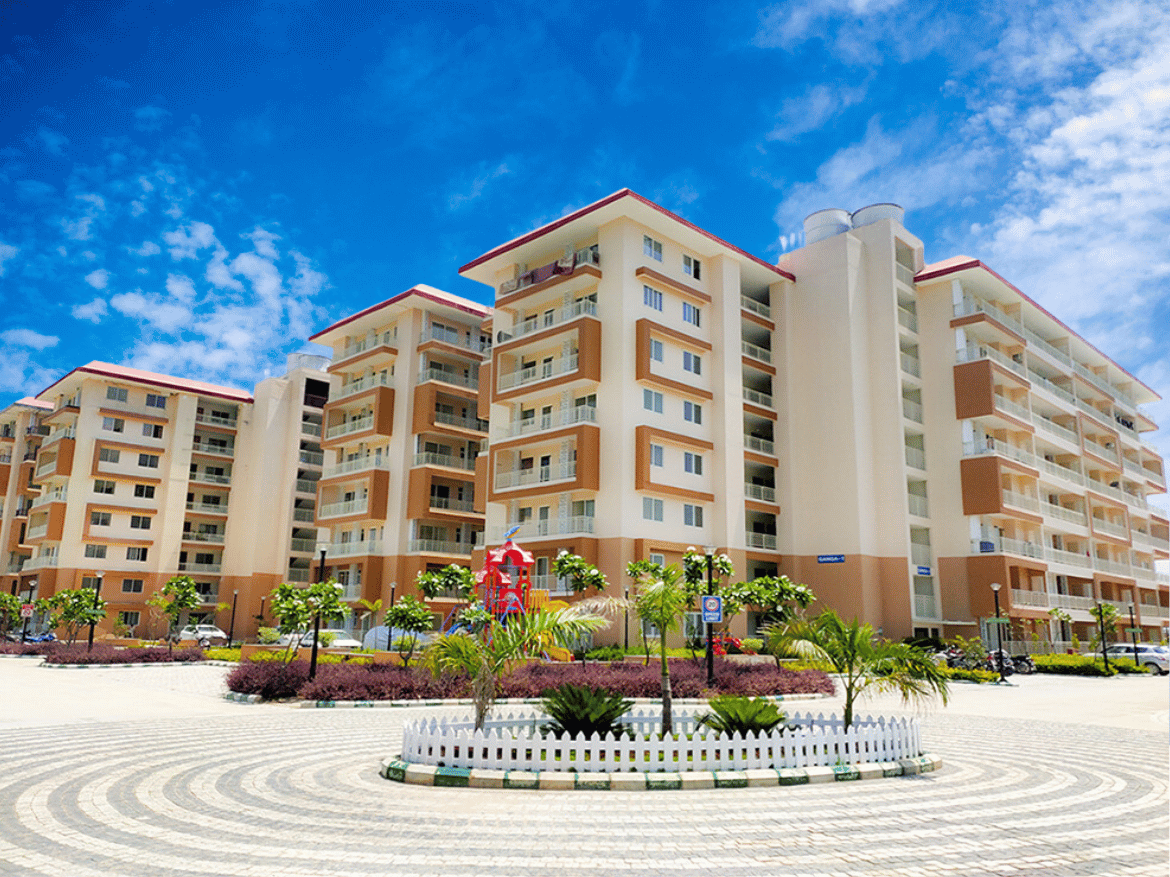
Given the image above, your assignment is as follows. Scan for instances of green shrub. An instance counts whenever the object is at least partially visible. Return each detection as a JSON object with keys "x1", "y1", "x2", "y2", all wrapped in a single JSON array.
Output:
[
  {"x1": 740, "y1": 638, "x2": 763, "y2": 654},
  {"x1": 256, "y1": 627, "x2": 281, "y2": 645},
  {"x1": 697, "y1": 695, "x2": 787, "y2": 736},
  {"x1": 942, "y1": 666, "x2": 996, "y2": 683},
  {"x1": 1033, "y1": 654, "x2": 1117, "y2": 676},
  {"x1": 204, "y1": 647, "x2": 241, "y2": 662},
  {"x1": 582, "y1": 645, "x2": 626, "y2": 662},
  {"x1": 539, "y1": 683, "x2": 633, "y2": 739}
]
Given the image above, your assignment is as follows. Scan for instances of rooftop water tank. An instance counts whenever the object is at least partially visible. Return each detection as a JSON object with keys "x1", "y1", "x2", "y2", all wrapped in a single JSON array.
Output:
[
  {"x1": 802, "y1": 208, "x2": 853, "y2": 244},
  {"x1": 850, "y1": 203, "x2": 904, "y2": 228}
]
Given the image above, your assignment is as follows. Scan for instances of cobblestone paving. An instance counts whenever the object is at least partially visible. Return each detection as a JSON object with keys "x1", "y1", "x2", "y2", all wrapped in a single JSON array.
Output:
[{"x1": 0, "y1": 666, "x2": 1166, "y2": 876}]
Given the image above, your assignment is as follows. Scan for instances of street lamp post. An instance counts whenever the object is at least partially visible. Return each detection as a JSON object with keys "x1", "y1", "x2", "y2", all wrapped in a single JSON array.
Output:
[
  {"x1": 990, "y1": 582, "x2": 1005, "y2": 682},
  {"x1": 1129, "y1": 603, "x2": 1139, "y2": 667},
  {"x1": 1095, "y1": 602, "x2": 1110, "y2": 673},
  {"x1": 227, "y1": 589, "x2": 239, "y2": 647},
  {"x1": 705, "y1": 548, "x2": 715, "y2": 688},
  {"x1": 623, "y1": 584, "x2": 630, "y2": 653},
  {"x1": 87, "y1": 573, "x2": 103, "y2": 652},
  {"x1": 309, "y1": 548, "x2": 326, "y2": 682},
  {"x1": 20, "y1": 579, "x2": 37, "y2": 644}
]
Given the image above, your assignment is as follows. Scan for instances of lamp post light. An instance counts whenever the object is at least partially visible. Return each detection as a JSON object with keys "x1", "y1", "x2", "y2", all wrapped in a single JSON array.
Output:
[
  {"x1": 1129, "y1": 603, "x2": 1140, "y2": 667},
  {"x1": 20, "y1": 579, "x2": 37, "y2": 644},
  {"x1": 227, "y1": 589, "x2": 239, "y2": 647},
  {"x1": 1095, "y1": 602, "x2": 1110, "y2": 673},
  {"x1": 705, "y1": 547, "x2": 716, "y2": 689},
  {"x1": 990, "y1": 582, "x2": 1005, "y2": 682},
  {"x1": 623, "y1": 584, "x2": 630, "y2": 653},
  {"x1": 389, "y1": 581, "x2": 397, "y2": 607},
  {"x1": 87, "y1": 573, "x2": 103, "y2": 652},
  {"x1": 309, "y1": 548, "x2": 326, "y2": 682}
]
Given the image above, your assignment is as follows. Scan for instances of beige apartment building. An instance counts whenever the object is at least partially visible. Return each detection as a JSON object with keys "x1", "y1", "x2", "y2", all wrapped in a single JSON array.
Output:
[
  {"x1": 307, "y1": 284, "x2": 491, "y2": 634},
  {"x1": 460, "y1": 189, "x2": 1169, "y2": 647}
]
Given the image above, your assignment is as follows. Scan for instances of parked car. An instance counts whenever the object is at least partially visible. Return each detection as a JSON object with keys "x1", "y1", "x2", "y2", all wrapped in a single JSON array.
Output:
[
  {"x1": 362, "y1": 626, "x2": 435, "y2": 651},
  {"x1": 178, "y1": 624, "x2": 228, "y2": 646},
  {"x1": 1102, "y1": 643, "x2": 1168, "y2": 674},
  {"x1": 287, "y1": 628, "x2": 363, "y2": 650}
]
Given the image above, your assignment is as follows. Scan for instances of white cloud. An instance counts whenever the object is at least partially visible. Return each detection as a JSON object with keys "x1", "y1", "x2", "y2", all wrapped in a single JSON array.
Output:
[
  {"x1": 246, "y1": 227, "x2": 280, "y2": 260},
  {"x1": 0, "y1": 241, "x2": 16, "y2": 276},
  {"x1": 448, "y1": 161, "x2": 513, "y2": 211},
  {"x1": 767, "y1": 83, "x2": 869, "y2": 142},
  {"x1": 163, "y1": 221, "x2": 217, "y2": 260},
  {"x1": 84, "y1": 268, "x2": 109, "y2": 289},
  {"x1": 36, "y1": 126, "x2": 68, "y2": 156},
  {"x1": 165, "y1": 273, "x2": 196, "y2": 302},
  {"x1": 71, "y1": 298, "x2": 108, "y2": 323},
  {"x1": 128, "y1": 240, "x2": 161, "y2": 256},
  {"x1": 206, "y1": 245, "x2": 244, "y2": 291},
  {"x1": 134, "y1": 105, "x2": 172, "y2": 132},
  {"x1": 110, "y1": 291, "x2": 192, "y2": 334},
  {"x1": 1, "y1": 328, "x2": 59, "y2": 350}
]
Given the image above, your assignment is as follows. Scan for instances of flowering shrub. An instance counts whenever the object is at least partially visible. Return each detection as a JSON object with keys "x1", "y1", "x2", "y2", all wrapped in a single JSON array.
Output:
[{"x1": 33, "y1": 644, "x2": 205, "y2": 664}]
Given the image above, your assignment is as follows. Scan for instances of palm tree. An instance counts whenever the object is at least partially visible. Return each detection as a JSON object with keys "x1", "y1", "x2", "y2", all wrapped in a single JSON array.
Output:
[
  {"x1": 774, "y1": 609, "x2": 949, "y2": 729},
  {"x1": 423, "y1": 606, "x2": 607, "y2": 730},
  {"x1": 633, "y1": 565, "x2": 692, "y2": 735}
]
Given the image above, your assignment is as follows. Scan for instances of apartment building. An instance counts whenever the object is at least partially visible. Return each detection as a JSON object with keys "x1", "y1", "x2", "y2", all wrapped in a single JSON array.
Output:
[
  {"x1": 0, "y1": 359, "x2": 329, "y2": 639},
  {"x1": 1, "y1": 396, "x2": 54, "y2": 602},
  {"x1": 460, "y1": 189, "x2": 1169, "y2": 646},
  {"x1": 308, "y1": 285, "x2": 491, "y2": 633}
]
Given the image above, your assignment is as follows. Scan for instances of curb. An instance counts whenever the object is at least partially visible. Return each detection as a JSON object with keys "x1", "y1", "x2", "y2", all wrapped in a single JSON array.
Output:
[
  {"x1": 379, "y1": 754, "x2": 942, "y2": 791},
  {"x1": 297, "y1": 693, "x2": 831, "y2": 709},
  {"x1": 223, "y1": 692, "x2": 263, "y2": 704},
  {"x1": 41, "y1": 660, "x2": 238, "y2": 669}
]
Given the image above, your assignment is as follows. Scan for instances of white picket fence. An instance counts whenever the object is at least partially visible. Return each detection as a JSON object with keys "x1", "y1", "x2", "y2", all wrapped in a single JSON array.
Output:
[{"x1": 400, "y1": 708, "x2": 921, "y2": 773}]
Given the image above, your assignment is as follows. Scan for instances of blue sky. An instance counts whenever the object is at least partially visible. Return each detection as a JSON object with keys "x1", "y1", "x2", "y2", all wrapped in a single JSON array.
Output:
[{"x1": 2, "y1": 0, "x2": 1168, "y2": 489}]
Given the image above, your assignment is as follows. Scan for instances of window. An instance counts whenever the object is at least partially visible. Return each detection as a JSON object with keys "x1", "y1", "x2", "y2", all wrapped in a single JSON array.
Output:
[
  {"x1": 643, "y1": 235, "x2": 662, "y2": 262},
  {"x1": 683, "y1": 351, "x2": 701, "y2": 374},
  {"x1": 643, "y1": 284, "x2": 663, "y2": 311},
  {"x1": 130, "y1": 515, "x2": 151, "y2": 530},
  {"x1": 84, "y1": 544, "x2": 107, "y2": 558},
  {"x1": 571, "y1": 499, "x2": 594, "y2": 518},
  {"x1": 142, "y1": 423, "x2": 163, "y2": 439},
  {"x1": 683, "y1": 255, "x2": 701, "y2": 280},
  {"x1": 650, "y1": 338, "x2": 664, "y2": 362},
  {"x1": 643, "y1": 389, "x2": 663, "y2": 413},
  {"x1": 649, "y1": 552, "x2": 665, "y2": 566},
  {"x1": 90, "y1": 511, "x2": 111, "y2": 526},
  {"x1": 684, "y1": 504, "x2": 704, "y2": 527},
  {"x1": 684, "y1": 401, "x2": 702, "y2": 424},
  {"x1": 683, "y1": 302, "x2": 701, "y2": 327},
  {"x1": 94, "y1": 479, "x2": 115, "y2": 495},
  {"x1": 650, "y1": 444, "x2": 664, "y2": 467},
  {"x1": 126, "y1": 547, "x2": 148, "y2": 562},
  {"x1": 138, "y1": 453, "x2": 159, "y2": 468},
  {"x1": 195, "y1": 552, "x2": 214, "y2": 565},
  {"x1": 99, "y1": 448, "x2": 120, "y2": 463},
  {"x1": 80, "y1": 576, "x2": 101, "y2": 590},
  {"x1": 145, "y1": 393, "x2": 166, "y2": 409},
  {"x1": 121, "y1": 578, "x2": 144, "y2": 594},
  {"x1": 106, "y1": 386, "x2": 128, "y2": 402},
  {"x1": 133, "y1": 484, "x2": 155, "y2": 499},
  {"x1": 684, "y1": 452, "x2": 703, "y2": 475},
  {"x1": 102, "y1": 417, "x2": 124, "y2": 433},
  {"x1": 118, "y1": 611, "x2": 141, "y2": 628},
  {"x1": 642, "y1": 497, "x2": 664, "y2": 521}
]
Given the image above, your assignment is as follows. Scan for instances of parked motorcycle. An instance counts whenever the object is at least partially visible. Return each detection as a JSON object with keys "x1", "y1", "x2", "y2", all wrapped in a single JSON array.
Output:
[{"x1": 1011, "y1": 654, "x2": 1036, "y2": 675}]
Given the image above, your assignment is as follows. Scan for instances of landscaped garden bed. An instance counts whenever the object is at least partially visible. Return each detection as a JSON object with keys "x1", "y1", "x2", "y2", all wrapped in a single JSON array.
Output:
[{"x1": 0, "y1": 642, "x2": 208, "y2": 663}]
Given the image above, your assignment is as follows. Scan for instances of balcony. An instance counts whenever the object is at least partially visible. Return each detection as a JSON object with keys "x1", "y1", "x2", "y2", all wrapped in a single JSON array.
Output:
[
  {"x1": 1002, "y1": 489, "x2": 1040, "y2": 513},
  {"x1": 910, "y1": 543, "x2": 931, "y2": 566},
  {"x1": 325, "y1": 415, "x2": 374, "y2": 440},
  {"x1": 505, "y1": 405, "x2": 597, "y2": 439},
  {"x1": 292, "y1": 508, "x2": 316, "y2": 523},
  {"x1": 1037, "y1": 457, "x2": 1084, "y2": 487},
  {"x1": 408, "y1": 539, "x2": 477, "y2": 555},
  {"x1": 191, "y1": 440, "x2": 235, "y2": 458},
  {"x1": 1091, "y1": 518, "x2": 1129, "y2": 540},
  {"x1": 421, "y1": 367, "x2": 478, "y2": 390},
  {"x1": 24, "y1": 553, "x2": 59, "y2": 571},
  {"x1": 1010, "y1": 589, "x2": 1096, "y2": 612},
  {"x1": 1046, "y1": 547, "x2": 1093, "y2": 569},
  {"x1": 1093, "y1": 556, "x2": 1132, "y2": 577},
  {"x1": 434, "y1": 410, "x2": 488, "y2": 432},
  {"x1": 992, "y1": 394, "x2": 1032, "y2": 424},
  {"x1": 954, "y1": 294, "x2": 1026, "y2": 336},
  {"x1": 179, "y1": 562, "x2": 222, "y2": 574},
  {"x1": 745, "y1": 483, "x2": 776, "y2": 503},
  {"x1": 321, "y1": 456, "x2": 391, "y2": 479},
  {"x1": 413, "y1": 452, "x2": 476, "y2": 471},
  {"x1": 1034, "y1": 415, "x2": 1079, "y2": 445},
  {"x1": 971, "y1": 535, "x2": 1043, "y2": 559},
  {"x1": 500, "y1": 245, "x2": 599, "y2": 297},
  {"x1": 190, "y1": 471, "x2": 232, "y2": 486},
  {"x1": 908, "y1": 493, "x2": 929, "y2": 517},
  {"x1": 420, "y1": 324, "x2": 489, "y2": 354},
  {"x1": 743, "y1": 387, "x2": 773, "y2": 408},
  {"x1": 493, "y1": 517, "x2": 594, "y2": 540},
  {"x1": 286, "y1": 568, "x2": 312, "y2": 583},
  {"x1": 900, "y1": 351, "x2": 920, "y2": 377},
  {"x1": 1041, "y1": 502, "x2": 1087, "y2": 527},
  {"x1": 962, "y1": 437, "x2": 1036, "y2": 468},
  {"x1": 195, "y1": 411, "x2": 238, "y2": 429},
  {"x1": 913, "y1": 594, "x2": 937, "y2": 618},
  {"x1": 337, "y1": 329, "x2": 396, "y2": 363},
  {"x1": 1087, "y1": 478, "x2": 1146, "y2": 510},
  {"x1": 26, "y1": 523, "x2": 48, "y2": 541},
  {"x1": 1027, "y1": 369, "x2": 1075, "y2": 405},
  {"x1": 186, "y1": 501, "x2": 228, "y2": 515},
  {"x1": 301, "y1": 421, "x2": 322, "y2": 437},
  {"x1": 429, "y1": 496, "x2": 477, "y2": 513},
  {"x1": 317, "y1": 497, "x2": 370, "y2": 519},
  {"x1": 902, "y1": 397, "x2": 923, "y2": 423},
  {"x1": 299, "y1": 450, "x2": 324, "y2": 466},
  {"x1": 1083, "y1": 437, "x2": 1120, "y2": 466},
  {"x1": 904, "y1": 445, "x2": 926, "y2": 470},
  {"x1": 501, "y1": 299, "x2": 597, "y2": 343},
  {"x1": 332, "y1": 373, "x2": 392, "y2": 403},
  {"x1": 897, "y1": 306, "x2": 918, "y2": 333},
  {"x1": 182, "y1": 531, "x2": 225, "y2": 545},
  {"x1": 290, "y1": 537, "x2": 317, "y2": 552},
  {"x1": 30, "y1": 488, "x2": 66, "y2": 511},
  {"x1": 955, "y1": 343, "x2": 1026, "y2": 378},
  {"x1": 745, "y1": 531, "x2": 777, "y2": 550},
  {"x1": 896, "y1": 262, "x2": 916, "y2": 286},
  {"x1": 495, "y1": 462, "x2": 577, "y2": 490},
  {"x1": 740, "y1": 296, "x2": 771, "y2": 319},
  {"x1": 295, "y1": 478, "x2": 318, "y2": 494},
  {"x1": 744, "y1": 434, "x2": 775, "y2": 456},
  {"x1": 42, "y1": 426, "x2": 76, "y2": 447},
  {"x1": 326, "y1": 540, "x2": 383, "y2": 558},
  {"x1": 741, "y1": 341, "x2": 772, "y2": 364},
  {"x1": 195, "y1": 589, "x2": 221, "y2": 604},
  {"x1": 497, "y1": 354, "x2": 579, "y2": 391}
]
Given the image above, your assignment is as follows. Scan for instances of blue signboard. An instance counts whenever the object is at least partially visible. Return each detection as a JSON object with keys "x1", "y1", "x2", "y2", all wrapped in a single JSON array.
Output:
[
  {"x1": 916, "y1": 565, "x2": 932, "y2": 576},
  {"x1": 701, "y1": 595, "x2": 723, "y2": 624},
  {"x1": 817, "y1": 554, "x2": 845, "y2": 564}
]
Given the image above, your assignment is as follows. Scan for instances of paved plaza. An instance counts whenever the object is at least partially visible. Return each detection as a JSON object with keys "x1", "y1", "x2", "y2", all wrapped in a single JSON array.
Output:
[{"x1": 0, "y1": 659, "x2": 1166, "y2": 876}]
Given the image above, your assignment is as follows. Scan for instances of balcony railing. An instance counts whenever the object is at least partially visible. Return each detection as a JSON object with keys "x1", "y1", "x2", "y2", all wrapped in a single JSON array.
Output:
[
  {"x1": 954, "y1": 294, "x2": 1025, "y2": 336},
  {"x1": 1083, "y1": 438, "x2": 1120, "y2": 465},
  {"x1": 896, "y1": 262, "x2": 916, "y2": 286},
  {"x1": 1002, "y1": 489, "x2": 1040, "y2": 512},
  {"x1": 338, "y1": 330, "x2": 396, "y2": 362},
  {"x1": 897, "y1": 306, "x2": 918, "y2": 333},
  {"x1": 745, "y1": 531, "x2": 777, "y2": 550},
  {"x1": 332, "y1": 372, "x2": 392, "y2": 402},
  {"x1": 30, "y1": 489, "x2": 66, "y2": 511},
  {"x1": 500, "y1": 245, "x2": 599, "y2": 295},
  {"x1": 301, "y1": 421, "x2": 322, "y2": 438},
  {"x1": 187, "y1": 501, "x2": 228, "y2": 515},
  {"x1": 420, "y1": 324, "x2": 489, "y2": 353},
  {"x1": 317, "y1": 497, "x2": 369, "y2": 518},
  {"x1": 191, "y1": 441, "x2": 235, "y2": 458},
  {"x1": 741, "y1": 341, "x2": 772, "y2": 364},
  {"x1": 292, "y1": 508, "x2": 316, "y2": 523},
  {"x1": 195, "y1": 411, "x2": 238, "y2": 429},
  {"x1": 1034, "y1": 415, "x2": 1079, "y2": 445},
  {"x1": 745, "y1": 483, "x2": 776, "y2": 503},
  {"x1": 1091, "y1": 518, "x2": 1129, "y2": 539},
  {"x1": 900, "y1": 352, "x2": 920, "y2": 377},
  {"x1": 1046, "y1": 547, "x2": 1093, "y2": 569},
  {"x1": 408, "y1": 539, "x2": 477, "y2": 555},
  {"x1": 503, "y1": 299, "x2": 597, "y2": 342},
  {"x1": 1041, "y1": 502, "x2": 1087, "y2": 527},
  {"x1": 195, "y1": 590, "x2": 221, "y2": 604},
  {"x1": 24, "y1": 553, "x2": 59, "y2": 570},
  {"x1": 26, "y1": 524, "x2": 48, "y2": 541},
  {"x1": 495, "y1": 462, "x2": 576, "y2": 490},
  {"x1": 190, "y1": 472, "x2": 232, "y2": 485},
  {"x1": 34, "y1": 459, "x2": 57, "y2": 479},
  {"x1": 299, "y1": 450, "x2": 324, "y2": 466},
  {"x1": 429, "y1": 496, "x2": 477, "y2": 513},
  {"x1": 286, "y1": 568, "x2": 311, "y2": 583},
  {"x1": 993, "y1": 394, "x2": 1032, "y2": 423},
  {"x1": 1076, "y1": 398, "x2": 1115, "y2": 431},
  {"x1": 902, "y1": 397, "x2": 923, "y2": 423},
  {"x1": 530, "y1": 574, "x2": 573, "y2": 595},
  {"x1": 325, "y1": 415, "x2": 374, "y2": 440},
  {"x1": 955, "y1": 343, "x2": 1026, "y2": 377},
  {"x1": 740, "y1": 296, "x2": 771, "y2": 319},
  {"x1": 412, "y1": 452, "x2": 477, "y2": 471},
  {"x1": 1093, "y1": 556, "x2": 1132, "y2": 576},
  {"x1": 295, "y1": 478, "x2": 318, "y2": 494},
  {"x1": 497, "y1": 354, "x2": 579, "y2": 391},
  {"x1": 904, "y1": 446, "x2": 926, "y2": 470},
  {"x1": 43, "y1": 426, "x2": 76, "y2": 447},
  {"x1": 434, "y1": 410, "x2": 488, "y2": 432},
  {"x1": 178, "y1": 562, "x2": 222, "y2": 574},
  {"x1": 493, "y1": 517, "x2": 595, "y2": 540},
  {"x1": 743, "y1": 387, "x2": 773, "y2": 408},
  {"x1": 505, "y1": 405, "x2": 597, "y2": 439},
  {"x1": 744, "y1": 435, "x2": 775, "y2": 455},
  {"x1": 326, "y1": 540, "x2": 383, "y2": 558},
  {"x1": 913, "y1": 594, "x2": 937, "y2": 618},
  {"x1": 421, "y1": 367, "x2": 479, "y2": 390},
  {"x1": 1027, "y1": 369, "x2": 1076, "y2": 405},
  {"x1": 907, "y1": 493, "x2": 929, "y2": 518},
  {"x1": 910, "y1": 543, "x2": 931, "y2": 566},
  {"x1": 290, "y1": 538, "x2": 317, "y2": 552},
  {"x1": 963, "y1": 437, "x2": 1035, "y2": 468},
  {"x1": 321, "y1": 456, "x2": 391, "y2": 479},
  {"x1": 182, "y1": 531, "x2": 225, "y2": 545},
  {"x1": 1037, "y1": 457, "x2": 1084, "y2": 486},
  {"x1": 1087, "y1": 479, "x2": 1146, "y2": 509},
  {"x1": 971, "y1": 536, "x2": 1043, "y2": 559}
]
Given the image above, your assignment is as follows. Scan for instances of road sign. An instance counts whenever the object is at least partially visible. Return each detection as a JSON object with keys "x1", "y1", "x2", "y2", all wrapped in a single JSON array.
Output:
[
  {"x1": 916, "y1": 565, "x2": 931, "y2": 576},
  {"x1": 701, "y1": 595, "x2": 722, "y2": 624},
  {"x1": 20, "y1": 604, "x2": 34, "y2": 618},
  {"x1": 817, "y1": 554, "x2": 845, "y2": 564}
]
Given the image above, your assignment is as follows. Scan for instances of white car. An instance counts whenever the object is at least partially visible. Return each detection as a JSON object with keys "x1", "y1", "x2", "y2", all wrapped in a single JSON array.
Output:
[
  {"x1": 291, "y1": 628, "x2": 363, "y2": 650},
  {"x1": 1103, "y1": 643, "x2": 1169, "y2": 674},
  {"x1": 178, "y1": 624, "x2": 228, "y2": 646}
]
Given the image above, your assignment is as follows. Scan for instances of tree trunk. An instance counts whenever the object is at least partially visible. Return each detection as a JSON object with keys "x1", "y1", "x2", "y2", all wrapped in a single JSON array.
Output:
[
  {"x1": 472, "y1": 662, "x2": 495, "y2": 731},
  {"x1": 660, "y1": 640, "x2": 672, "y2": 736}
]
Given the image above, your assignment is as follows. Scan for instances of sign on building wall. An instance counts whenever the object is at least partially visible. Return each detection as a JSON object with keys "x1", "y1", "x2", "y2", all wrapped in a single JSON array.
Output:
[{"x1": 817, "y1": 554, "x2": 845, "y2": 564}]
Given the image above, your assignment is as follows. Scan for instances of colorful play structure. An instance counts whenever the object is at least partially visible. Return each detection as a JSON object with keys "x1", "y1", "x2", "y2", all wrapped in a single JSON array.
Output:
[{"x1": 443, "y1": 536, "x2": 574, "y2": 661}]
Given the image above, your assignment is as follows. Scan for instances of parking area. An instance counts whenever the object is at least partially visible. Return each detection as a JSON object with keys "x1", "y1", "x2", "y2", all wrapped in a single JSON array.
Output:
[{"x1": 0, "y1": 659, "x2": 1166, "y2": 876}]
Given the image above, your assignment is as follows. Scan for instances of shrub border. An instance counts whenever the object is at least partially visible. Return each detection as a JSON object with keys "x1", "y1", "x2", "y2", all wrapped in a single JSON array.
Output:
[{"x1": 292, "y1": 693, "x2": 831, "y2": 709}]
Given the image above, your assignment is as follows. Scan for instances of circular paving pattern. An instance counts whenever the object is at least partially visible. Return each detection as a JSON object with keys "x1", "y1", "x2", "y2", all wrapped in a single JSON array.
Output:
[{"x1": 0, "y1": 700, "x2": 1166, "y2": 876}]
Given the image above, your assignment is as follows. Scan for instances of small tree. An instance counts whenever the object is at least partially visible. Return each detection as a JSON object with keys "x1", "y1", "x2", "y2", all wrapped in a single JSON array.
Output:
[
  {"x1": 45, "y1": 588, "x2": 108, "y2": 645},
  {"x1": 1047, "y1": 607, "x2": 1072, "y2": 654},
  {"x1": 416, "y1": 565, "x2": 477, "y2": 602},
  {"x1": 553, "y1": 551, "x2": 608, "y2": 593},
  {"x1": 268, "y1": 580, "x2": 345, "y2": 662},
  {"x1": 0, "y1": 592, "x2": 21, "y2": 638},
  {"x1": 633, "y1": 565, "x2": 692, "y2": 735},
  {"x1": 1091, "y1": 602, "x2": 1118, "y2": 664},
  {"x1": 356, "y1": 597, "x2": 383, "y2": 630},
  {"x1": 384, "y1": 595, "x2": 434, "y2": 667},
  {"x1": 148, "y1": 575, "x2": 201, "y2": 655},
  {"x1": 625, "y1": 560, "x2": 662, "y2": 662}
]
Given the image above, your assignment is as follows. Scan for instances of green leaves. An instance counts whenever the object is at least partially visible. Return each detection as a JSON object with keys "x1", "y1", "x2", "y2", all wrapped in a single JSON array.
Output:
[
  {"x1": 539, "y1": 683, "x2": 633, "y2": 739},
  {"x1": 697, "y1": 696, "x2": 788, "y2": 736},
  {"x1": 553, "y1": 551, "x2": 608, "y2": 592},
  {"x1": 384, "y1": 595, "x2": 434, "y2": 667},
  {"x1": 43, "y1": 587, "x2": 107, "y2": 645},
  {"x1": 415, "y1": 565, "x2": 476, "y2": 601}
]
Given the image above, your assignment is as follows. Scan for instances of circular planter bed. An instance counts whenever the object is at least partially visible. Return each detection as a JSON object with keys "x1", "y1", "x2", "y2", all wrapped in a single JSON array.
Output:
[{"x1": 386, "y1": 706, "x2": 939, "y2": 790}]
